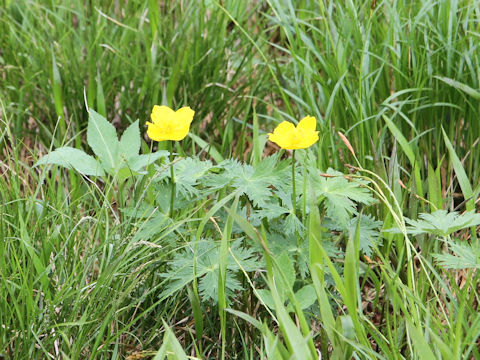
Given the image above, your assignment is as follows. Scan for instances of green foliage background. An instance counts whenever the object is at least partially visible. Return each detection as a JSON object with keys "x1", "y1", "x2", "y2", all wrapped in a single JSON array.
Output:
[{"x1": 2, "y1": 0, "x2": 480, "y2": 359}]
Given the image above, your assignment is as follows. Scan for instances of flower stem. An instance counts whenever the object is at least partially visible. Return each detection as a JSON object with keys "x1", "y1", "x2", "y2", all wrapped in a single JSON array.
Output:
[
  {"x1": 169, "y1": 141, "x2": 175, "y2": 218},
  {"x1": 292, "y1": 150, "x2": 302, "y2": 251},
  {"x1": 291, "y1": 150, "x2": 296, "y2": 217}
]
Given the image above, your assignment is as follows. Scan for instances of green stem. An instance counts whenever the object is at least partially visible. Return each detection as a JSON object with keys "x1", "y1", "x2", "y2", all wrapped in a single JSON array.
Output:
[
  {"x1": 118, "y1": 179, "x2": 125, "y2": 223},
  {"x1": 292, "y1": 150, "x2": 296, "y2": 217},
  {"x1": 169, "y1": 141, "x2": 175, "y2": 218},
  {"x1": 292, "y1": 150, "x2": 301, "y2": 249}
]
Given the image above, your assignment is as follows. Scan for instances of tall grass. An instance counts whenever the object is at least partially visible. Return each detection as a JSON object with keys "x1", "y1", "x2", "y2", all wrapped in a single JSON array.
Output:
[
  {"x1": 0, "y1": 0, "x2": 270, "y2": 154},
  {"x1": 265, "y1": 0, "x2": 480, "y2": 212},
  {"x1": 0, "y1": 108, "x2": 182, "y2": 358}
]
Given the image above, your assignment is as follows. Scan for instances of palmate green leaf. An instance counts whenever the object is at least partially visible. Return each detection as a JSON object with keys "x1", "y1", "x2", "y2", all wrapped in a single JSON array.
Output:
[
  {"x1": 311, "y1": 169, "x2": 374, "y2": 227},
  {"x1": 403, "y1": 210, "x2": 480, "y2": 237},
  {"x1": 434, "y1": 241, "x2": 480, "y2": 269},
  {"x1": 38, "y1": 112, "x2": 165, "y2": 179},
  {"x1": 251, "y1": 201, "x2": 290, "y2": 223},
  {"x1": 132, "y1": 212, "x2": 169, "y2": 242},
  {"x1": 156, "y1": 157, "x2": 212, "y2": 198},
  {"x1": 174, "y1": 157, "x2": 213, "y2": 195},
  {"x1": 204, "y1": 155, "x2": 290, "y2": 207},
  {"x1": 87, "y1": 109, "x2": 119, "y2": 172},
  {"x1": 250, "y1": 202, "x2": 304, "y2": 238},
  {"x1": 34, "y1": 146, "x2": 105, "y2": 176},
  {"x1": 283, "y1": 212, "x2": 304, "y2": 236},
  {"x1": 347, "y1": 215, "x2": 383, "y2": 256},
  {"x1": 89, "y1": 113, "x2": 166, "y2": 176},
  {"x1": 159, "y1": 239, "x2": 259, "y2": 303},
  {"x1": 200, "y1": 269, "x2": 243, "y2": 301},
  {"x1": 254, "y1": 225, "x2": 311, "y2": 279}
]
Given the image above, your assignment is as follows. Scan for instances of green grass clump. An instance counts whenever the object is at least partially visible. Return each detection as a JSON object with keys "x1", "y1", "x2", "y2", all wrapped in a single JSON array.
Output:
[
  {"x1": 0, "y1": 0, "x2": 269, "y2": 154},
  {"x1": 2, "y1": 1, "x2": 480, "y2": 359},
  {"x1": 264, "y1": 0, "x2": 480, "y2": 213}
]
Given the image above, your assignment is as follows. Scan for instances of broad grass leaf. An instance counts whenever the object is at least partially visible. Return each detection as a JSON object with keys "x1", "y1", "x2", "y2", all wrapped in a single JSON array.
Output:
[
  {"x1": 268, "y1": 278, "x2": 313, "y2": 359},
  {"x1": 442, "y1": 127, "x2": 475, "y2": 211},
  {"x1": 310, "y1": 264, "x2": 338, "y2": 352},
  {"x1": 295, "y1": 285, "x2": 316, "y2": 310},
  {"x1": 383, "y1": 114, "x2": 415, "y2": 165},
  {"x1": 255, "y1": 289, "x2": 276, "y2": 310},
  {"x1": 51, "y1": 52, "x2": 64, "y2": 132},
  {"x1": 189, "y1": 133, "x2": 224, "y2": 163},
  {"x1": 405, "y1": 320, "x2": 437, "y2": 360},
  {"x1": 427, "y1": 162, "x2": 442, "y2": 210},
  {"x1": 435, "y1": 76, "x2": 480, "y2": 100},
  {"x1": 153, "y1": 321, "x2": 188, "y2": 360},
  {"x1": 35, "y1": 146, "x2": 105, "y2": 176},
  {"x1": 224, "y1": 309, "x2": 263, "y2": 330},
  {"x1": 275, "y1": 252, "x2": 295, "y2": 299}
]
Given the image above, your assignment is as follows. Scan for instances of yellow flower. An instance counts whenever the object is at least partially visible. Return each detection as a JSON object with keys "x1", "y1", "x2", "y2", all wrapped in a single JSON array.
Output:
[
  {"x1": 146, "y1": 105, "x2": 195, "y2": 141},
  {"x1": 268, "y1": 116, "x2": 319, "y2": 150}
]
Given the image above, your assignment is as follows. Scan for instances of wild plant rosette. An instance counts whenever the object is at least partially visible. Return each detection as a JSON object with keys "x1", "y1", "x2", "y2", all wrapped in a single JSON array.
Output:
[
  {"x1": 268, "y1": 116, "x2": 319, "y2": 150},
  {"x1": 146, "y1": 105, "x2": 195, "y2": 141}
]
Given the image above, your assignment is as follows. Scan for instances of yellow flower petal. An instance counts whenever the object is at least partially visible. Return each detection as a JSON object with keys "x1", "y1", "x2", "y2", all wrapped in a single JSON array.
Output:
[
  {"x1": 297, "y1": 129, "x2": 319, "y2": 149},
  {"x1": 268, "y1": 121, "x2": 295, "y2": 148},
  {"x1": 297, "y1": 116, "x2": 316, "y2": 131},
  {"x1": 146, "y1": 122, "x2": 165, "y2": 141},
  {"x1": 268, "y1": 118, "x2": 319, "y2": 150},
  {"x1": 168, "y1": 123, "x2": 190, "y2": 141},
  {"x1": 147, "y1": 105, "x2": 195, "y2": 142},
  {"x1": 273, "y1": 121, "x2": 295, "y2": 134},
  {"x1": 175, "y1": 107, "x2": 195, "y2": 126},
  {"x1": 151, "y1": 105, "x2": 174, "y2": 125}
]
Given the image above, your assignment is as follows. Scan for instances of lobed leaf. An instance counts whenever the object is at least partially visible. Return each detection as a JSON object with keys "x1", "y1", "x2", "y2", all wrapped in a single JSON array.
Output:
[
  {"x1": 35, "y1": 146, "x2": 105, "y2": 176},
  {"x1": 87, "y1": 109, "x2": 120, "y2": 172},
  {"x1": 311, "y1": 169, "x2": 374, "y2": 227},
  {"x1": 404, "y1": 210, "x2": 480, "y2": 237},
  {"x1": 118, "y1": 120, "x2": 140, "y2": 162},
  {"x1": 434, "y1": 241, "x2": 480, "y2": 269}
]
